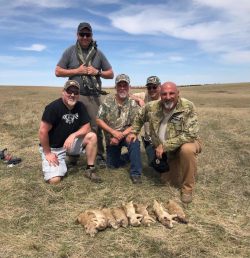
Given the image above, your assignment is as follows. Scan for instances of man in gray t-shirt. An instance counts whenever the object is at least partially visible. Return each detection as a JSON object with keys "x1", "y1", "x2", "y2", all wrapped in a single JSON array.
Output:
[{"x1": 55, "y1": 22, "x2": 114, "y2": 168}]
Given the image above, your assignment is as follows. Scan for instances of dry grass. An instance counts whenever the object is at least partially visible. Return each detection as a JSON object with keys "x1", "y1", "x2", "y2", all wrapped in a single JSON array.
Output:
[{"x1": 0, "y1": 83, "x2": 250, "y2": 258}]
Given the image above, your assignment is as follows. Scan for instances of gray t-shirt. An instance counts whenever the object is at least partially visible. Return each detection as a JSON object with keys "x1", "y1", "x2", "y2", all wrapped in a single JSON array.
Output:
[{"x1": 57, "y1": 45, "x2": 112, "y2": 96}]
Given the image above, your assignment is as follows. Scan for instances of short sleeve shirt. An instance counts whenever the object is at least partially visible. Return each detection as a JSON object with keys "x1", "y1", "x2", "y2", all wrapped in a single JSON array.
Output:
[
  {"x1": 57, "y1": 45, "x2": 112, "y2": 97},
  {"x1": 41, "y1": 98, "x2": 91, "y2": 148},
  {"x1": 96, "y1": 95, "x2": 140, "y2": 146}
]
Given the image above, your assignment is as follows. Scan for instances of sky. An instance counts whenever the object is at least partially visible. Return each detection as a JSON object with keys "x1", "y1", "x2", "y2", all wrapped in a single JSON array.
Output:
[{"x1": 0, "y1": 0, "x2": 249, "y2": 87}]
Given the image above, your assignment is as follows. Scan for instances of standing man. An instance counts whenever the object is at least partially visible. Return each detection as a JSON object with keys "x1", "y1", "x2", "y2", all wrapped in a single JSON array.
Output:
[
  {"x1": 127, "y1": 82, "x2": 203, "y2": 203},
  {"x1": 55, "y1": 22, "x2": 114, "y2": 168},
  {"x1": 38, "y1": 80, "x2": 102, "y2": 184},
  {"x1": 96, "y1": 74, "x2": 142, "y2": 184},
  {"x1": 130, "y1": 76, "x2": 161, "y2": 165}
]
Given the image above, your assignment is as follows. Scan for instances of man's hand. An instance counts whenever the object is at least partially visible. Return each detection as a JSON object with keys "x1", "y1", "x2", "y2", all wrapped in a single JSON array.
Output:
[
  {"x1": 155, "y1": 144, "x2": 164, "y2": 159},
  {"x1": 63, "y1": 134, "x2": 76, "y2": 152},
  {"x1": 45, "y1": 152, "x2": 59, "y2": 167},
  {"x1": 112, "y1": 130, "x2": 125, "y2": 141},
  {"x1": 138, "y1": 99, "x2": 146, "y2": 107},
  {"x1": 110, "y1": 137, "x2": 120, "y2": 146},
  {"x1": 87, "y1": 66, "x2": 98, "y2": 76},
  {"x1": 126, "y1": 133, "x2": 137, "y2": 145},
  {"x1": 76, "y1": 63, "x2": 88, "y2": 75}
]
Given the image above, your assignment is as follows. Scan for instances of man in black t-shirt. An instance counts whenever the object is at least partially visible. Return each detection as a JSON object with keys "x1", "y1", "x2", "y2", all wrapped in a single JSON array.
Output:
[{"x1": 38, "y1": 80, "x2": 102, "y2": 184}]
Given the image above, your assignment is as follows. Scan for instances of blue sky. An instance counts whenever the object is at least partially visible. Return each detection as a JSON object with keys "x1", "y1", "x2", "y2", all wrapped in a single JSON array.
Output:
[{"x1": 0, "y1": 0, "x2": 249, "y2": 87}]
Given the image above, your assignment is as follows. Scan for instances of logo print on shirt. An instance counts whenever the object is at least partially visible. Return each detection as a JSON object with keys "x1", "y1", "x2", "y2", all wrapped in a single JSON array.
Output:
[{"x1": 62, "y1": 113, "x2": 79, "y2": 124}]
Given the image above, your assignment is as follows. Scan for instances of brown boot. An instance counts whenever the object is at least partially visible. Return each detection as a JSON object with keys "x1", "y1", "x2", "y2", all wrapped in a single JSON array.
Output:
[
  {"x1": 85, "y1": 167, "x2": 102, "y2": 183},
  {"x1": 181, "y1": 193, "x2": 193, "y2": 204}
]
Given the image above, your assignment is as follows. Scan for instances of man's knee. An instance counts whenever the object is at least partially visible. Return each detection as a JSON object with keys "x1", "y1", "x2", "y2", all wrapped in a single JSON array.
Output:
[
  {"x1": 85, "y1": 132, "x2": 97, "y2": 143},
  {"x1": 179, "y1": 142, "x2": 196, "y2": 157},
  {"x1": 48, "y1": 176, "x2": 62, "y2": 184}
]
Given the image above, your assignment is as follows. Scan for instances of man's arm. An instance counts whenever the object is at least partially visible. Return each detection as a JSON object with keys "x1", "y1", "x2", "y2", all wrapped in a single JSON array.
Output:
[
  {"x1": 39, "y1": 121, "x2": 59, "y2": 167},
  {"x1": 129, "y1": 93, "x2": 145, "y2": 107},
  {"x1": 96, "y1": 118, "x2": 124, "y2": 141},
  {"x1": 63, "y1": 123, "x2": 91, "y2": 152},
  {"x1": 55, "y1": 65, "x2": 114, "y2": 79}
]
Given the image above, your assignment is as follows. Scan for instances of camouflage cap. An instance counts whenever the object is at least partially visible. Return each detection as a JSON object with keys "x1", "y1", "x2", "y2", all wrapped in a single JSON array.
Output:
[
  {"x1": 78, "y1": 22, "x2": 92, "y2": 32},
  {"x1": 115, "y1": 74, "x2": 130, "y2": 84},
  {"x1": 64, "y1": 80, "x2": 80, "y2": 90},
  {"x1": 146, "y1": 76, "x2": 161, "y2": 85}
]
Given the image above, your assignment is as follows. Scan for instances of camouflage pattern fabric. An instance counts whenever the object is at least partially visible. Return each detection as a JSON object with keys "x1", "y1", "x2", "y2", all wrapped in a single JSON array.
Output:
[
  {"x1": 97, "y1": 94, "x2": 140, "y2": 146},
  {"x1": 131, "y1": 97, "x2": 200, "y2": 159},
  {"x1": 75, "y1": 40, "x2": 108, "y2": 95}
]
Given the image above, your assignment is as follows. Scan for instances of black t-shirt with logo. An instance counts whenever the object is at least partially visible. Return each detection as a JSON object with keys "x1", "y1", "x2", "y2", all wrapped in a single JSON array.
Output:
[{"x1": 41, "y1": 98, "x2": 91, "y2": 148}]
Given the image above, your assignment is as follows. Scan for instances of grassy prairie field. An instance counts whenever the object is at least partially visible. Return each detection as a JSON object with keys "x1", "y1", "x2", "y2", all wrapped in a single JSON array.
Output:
[{"x1": 0, "y1": 82, "x2": 249, "y2": 258}]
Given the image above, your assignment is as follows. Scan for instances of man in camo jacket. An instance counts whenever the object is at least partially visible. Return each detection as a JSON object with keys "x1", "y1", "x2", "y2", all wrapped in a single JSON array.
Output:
[
  {"x1": 127, "y1": 82, "x2": 203, "y2": 203},
  {"x1": 96, "y1": 74, "x2": 142, "y2": 184}
]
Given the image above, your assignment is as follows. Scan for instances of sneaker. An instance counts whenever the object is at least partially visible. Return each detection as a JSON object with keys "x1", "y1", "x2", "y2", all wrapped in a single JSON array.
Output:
[
  {"x1": 131, "y1": 176, "x2": 142, "y2": 184},
  {"x1": 181, "y1": 193, "x2": 193, "y2": 203},
  {"x1": 96, "y1": 156, "x2": 107, "y2": 169},
  {"x1": 85, "y1": 167, "x2": 102, "y2": 183}
]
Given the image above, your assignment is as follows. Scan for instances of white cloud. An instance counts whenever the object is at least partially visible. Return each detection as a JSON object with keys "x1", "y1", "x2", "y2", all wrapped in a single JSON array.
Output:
[
  {"x1": 220, "y1": 51, "x2": 250, "y2": 63},
  {"x1": 16, "y1": 44, "x2": 46, "y2": 51},
  {"x1": 169, "y1": 56, "x2": 184, "y2": 61},
  {"x1": 0, "y1": 56, "x2": 37, "y2": 66},
  {"x1": 9, "y1": 0, "x2": 69, "y2": 8},
  {"x1": 108, "y1": 1, "x2": 250, "y2": 63}
]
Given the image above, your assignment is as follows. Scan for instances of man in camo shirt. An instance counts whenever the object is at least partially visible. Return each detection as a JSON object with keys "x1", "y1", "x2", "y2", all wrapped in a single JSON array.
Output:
[
  {"x1": 96, "y1": 74, "x2": 142, "y2": 184},
  {"x1": 127, "y1": 82, "x2": 203, "y2": 202}
]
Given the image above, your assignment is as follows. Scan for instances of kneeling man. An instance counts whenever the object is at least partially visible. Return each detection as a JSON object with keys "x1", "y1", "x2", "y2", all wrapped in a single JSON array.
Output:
[
  {"x1": 96, "y1": 74, "x2": 142, "y2": 184},
  {"x1": 38, "y1": 80, "x2": 101, "y2": 184},
  {"x1": 127, "y1": 82, "x2": 203, "y2": 202}
]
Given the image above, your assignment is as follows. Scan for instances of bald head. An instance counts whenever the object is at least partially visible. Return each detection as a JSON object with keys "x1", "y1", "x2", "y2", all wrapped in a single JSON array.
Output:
[
  {"x1": 161, "y1": 82, "x2": 178, "y2": 93},
  {"x1": 160, "y1": 81, "x2": 179, "y2": 112}
]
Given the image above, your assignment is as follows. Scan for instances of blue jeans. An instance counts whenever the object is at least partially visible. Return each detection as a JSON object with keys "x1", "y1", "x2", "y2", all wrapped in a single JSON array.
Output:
[
  {"x1": 142, "y1": 137, "x2": 156, "y2": 166},
  {"x1": 106, "y1": 137, "x2": 142, "y2": 177}
]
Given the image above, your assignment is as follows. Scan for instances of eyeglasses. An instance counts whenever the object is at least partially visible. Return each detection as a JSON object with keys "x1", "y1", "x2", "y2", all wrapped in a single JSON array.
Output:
[
  {"x1": 147, "y1": 86, "x2": 158, "y2": 90},
  {"x1": 65, "y1": 89, "x2": 80, "y2": 95},
  {"x1": 78, "y1": 32, "x2": 92, "y2": 38}
]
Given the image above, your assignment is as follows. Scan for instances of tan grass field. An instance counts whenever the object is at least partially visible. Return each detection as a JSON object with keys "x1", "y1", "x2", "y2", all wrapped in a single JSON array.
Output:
[{"x1": 0, "y1": 82, "x2": 250, "y2": 258}]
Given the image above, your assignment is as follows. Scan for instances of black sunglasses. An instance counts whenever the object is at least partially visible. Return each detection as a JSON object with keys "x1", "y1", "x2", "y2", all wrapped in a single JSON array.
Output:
[
  {"x1": 65, "y1": 89, "x2": 80, "y2": 95},
  {"x1": 78, "y1": 32, "x2": 92, "y2": 38},
  {"x1": 147, "y1": 86, "x2": 158, "y2": 90}
]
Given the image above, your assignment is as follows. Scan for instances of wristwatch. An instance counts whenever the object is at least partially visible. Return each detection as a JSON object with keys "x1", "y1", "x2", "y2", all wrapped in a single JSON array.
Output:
[{"x1": 98, "y1": 70, "x2": 101, "y2": 76}]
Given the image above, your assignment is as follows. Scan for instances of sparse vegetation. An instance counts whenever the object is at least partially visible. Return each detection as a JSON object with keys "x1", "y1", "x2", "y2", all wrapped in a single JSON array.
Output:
[{"x1": 0, "y1": 83, "x2": 249, "y2": 257}]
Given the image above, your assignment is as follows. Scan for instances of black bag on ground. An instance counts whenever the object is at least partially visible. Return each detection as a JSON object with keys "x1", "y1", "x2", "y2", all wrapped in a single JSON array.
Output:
[{"x1": 151, "y1": 152, "x2": 169, "y2": 173}]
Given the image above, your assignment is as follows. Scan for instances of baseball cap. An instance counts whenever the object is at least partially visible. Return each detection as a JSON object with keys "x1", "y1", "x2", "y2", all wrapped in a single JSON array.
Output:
[
  {"x1": 78, "y1": 22, "x2": 92, "y2": 32},
  {"x1": 115, "y1": 74, "x2": 130, "y2": 84},
  {"x1": 64, "y1": 80, "x2": 80, "y2": 90},
  {"x1": 146, "y1": 76, "x2": 161, "y2": 85}
]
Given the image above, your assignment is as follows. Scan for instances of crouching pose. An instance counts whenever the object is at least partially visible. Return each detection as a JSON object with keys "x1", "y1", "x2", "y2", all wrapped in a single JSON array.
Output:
[
  {"x1": 127, "y1": 82, "x2": 203, "y2": 203},
  {"x1": 38, "y1": 80, "x2": 101, "y2": 184},
  {"x1": 96, "y1": 74, "x2": 142, "y2": 184}
]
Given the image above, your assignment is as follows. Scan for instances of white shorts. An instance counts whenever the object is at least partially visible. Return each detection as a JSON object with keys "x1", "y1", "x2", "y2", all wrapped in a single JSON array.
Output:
[{"x1": 39, "y1": 137, "x2": 85, "y2": 181}]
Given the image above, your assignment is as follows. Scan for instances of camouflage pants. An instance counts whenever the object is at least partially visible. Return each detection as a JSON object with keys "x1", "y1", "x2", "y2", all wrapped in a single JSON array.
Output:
[{"x1": 161, "y1": 139, "x2": 203, "y2": 194}]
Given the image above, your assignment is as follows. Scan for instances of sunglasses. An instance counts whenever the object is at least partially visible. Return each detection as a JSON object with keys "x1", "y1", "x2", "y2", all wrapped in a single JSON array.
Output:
[
  {"x1": 65, "y1": 89, "x2": 80, "y2": 95},
  {"x1": 147, "y1": 86, "x2": 158, "y2": 90},
  {"x1": 78, "y1": 32, "x2": 92, "y2": 38}
]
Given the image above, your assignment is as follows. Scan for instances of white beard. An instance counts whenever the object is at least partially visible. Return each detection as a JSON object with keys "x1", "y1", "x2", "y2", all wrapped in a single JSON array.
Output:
[
  {"x1": 164, "y1": 101, "x2": 174, "y2": 109},
  {"x1": 67, "y1": 99, "x2": 76, "y2": 106},
  {"x1": 118, "y1": 90, "x2": 128, "y2": 99}
]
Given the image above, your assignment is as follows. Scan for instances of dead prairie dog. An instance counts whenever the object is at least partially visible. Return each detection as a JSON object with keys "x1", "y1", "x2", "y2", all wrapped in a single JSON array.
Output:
[
  {"x1": 153, "y1": 200, "x2": 177, "y2": 228},
  {"x1": 134, "y1": 203, "x2": 156, "y2": 227},
  {"x1": 76, "y1": 212, "x2": 98, "y2": 238},
  {"x1": 165, "y1": 200, "x2": 188, "y2": 224},
  {"x1": 111, "y1": 207, "x2": 129, "y2": 228},
  {"x1": 87, "y1": 209, "x2": 108, "y2": 230},
  {"x1": 100, "y1": 207, "x2": 119, "y2": 229},
  {"x1": 122, "y1": 201, "x2": 142, "y2": 227}
]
